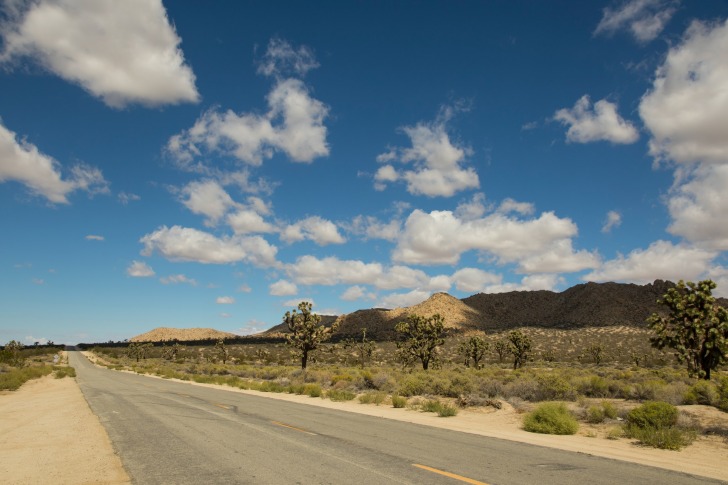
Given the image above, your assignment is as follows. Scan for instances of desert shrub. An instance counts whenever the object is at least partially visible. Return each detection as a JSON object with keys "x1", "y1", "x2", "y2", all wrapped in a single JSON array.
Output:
[
  {"x1": 626, "y1": 426, "x2": 695, "y2": 450},
  {"x1": 523, "y1": 402, "x2": 578, "y2": 435},
  {"x1": 478, "y1": 378, "x2": 504, "y2": 398},
  {"x1": 421, "y1": 399, "x2": 444, "y2": 413},
  {"x1": 577, "y1": 375, "x2": 610, "y2": 398},
  {"x1": 0, "y1": 365, "x2": 53, "y2": 390},
  {"x1": 683, "y1": 380, "x2": 718, "y2": 406},
  {"x1": 391, "y1": 395, "x2": 407, "y2": 408},
  {"x1": 53, "y1": 366, "x2": 76, "y2": 379},
  {"x1": 586, "y1": 401, "x2": 617, "y2": 423},
  {"x1": 359, "y1": 391, "x2": 386, "y2": 405},
  {"x1": 503, "y1": 378, "x2": 540, "y2": 402},
  {"x1": 628, "y1": 380, "x2": 665, "y2": 401},
  {"x1": 446, "y1": 373, "x2": 474, "y2": 397},
  {"x1": 327, "y1": 389, "x2": 356, "y2": 401},
  {"x1": 626, "y1": 401, "x2": 678, "y2": 429},
  {"x1": 535, "y1": 373, "x2": 577, "y2": 401},
  {"x1": 437, "y1": 403, "x2": 458, "y2": 417},
  {"x1": 606, "y1": 426, "x2": 624, "y2": 440}
]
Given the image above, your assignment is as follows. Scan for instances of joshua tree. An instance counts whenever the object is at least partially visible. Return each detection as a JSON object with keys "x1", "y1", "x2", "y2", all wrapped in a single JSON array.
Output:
[
  {"x1": 586, "y1": 343, "x2": 605, "y2": 365},
  {"x1": 494, "y1": 340, "x2": 508, "y2": 363},
  {"x1": 343, "y1": 328, "x2": 376, "y2": 368},
  {"x1": 284, "y1": 301, "x2": 338, "y2": 369},
  {"x1": 394, "y1": 313, "x2": 446, "y2": 370},
  {"x1": 458, "y1": 335, "x2": 489, "y2": 369},
  {"x1": 2, "y1": 340, "x2": 25, "y2": 367},
  {"x1": 647, "y1": 280, "x2": 728, "y2": 380},
  {"x1": 507, "y1": 330, "x2": 532, "y2": 370},
  {"x1": 214, "y1": 339, "x2": 229, "y2": 364}
]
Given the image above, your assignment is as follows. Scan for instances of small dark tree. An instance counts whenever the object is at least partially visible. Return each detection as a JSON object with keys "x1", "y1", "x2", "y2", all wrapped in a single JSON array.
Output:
[
  {"x1": 214, "y1": 339, "x2": 229, "y2": 364},
  {"x1": 162, "y1": 342, "x2": 183, "y2": 361},
  {"x1": 284, "y1": 301, "x2": 338, "y2": 369},
  {"x1": 458, "y1": 335, "x2": 489, "y2": 369},
  {"x1": 1, "y1": 340, "x2": 26, "y2": 367},
  {"x1": 343, "y1": 328, "x2": 376, "y2": 368},
  {"x1": 395, "y1": 314, "x2": 446, "y2": 370},
  {"x1": 586, "y1": 343, "x2": 605, "y2": 365},
  {"x1": 508, "y1": 330, "x2": 531, "y2": 370},
  {"x1": 647, "y1": 280, "x2": 728, "y2": 380},
  {"x1": 126, "y1": 342, "x2": 142, "y2": 362},
  {"x1": 494, "y1": 340, "x2": 507, "y2": 363}
]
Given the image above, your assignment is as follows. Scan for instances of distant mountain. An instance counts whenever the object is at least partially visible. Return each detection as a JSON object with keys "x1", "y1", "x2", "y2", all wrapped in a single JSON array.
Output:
[
  {"x1": 264, "y1": 280, "x2": 727, "y2": 340},
  {"x1": 130, "y1": 327, "x2": 237, "y2": 342}
]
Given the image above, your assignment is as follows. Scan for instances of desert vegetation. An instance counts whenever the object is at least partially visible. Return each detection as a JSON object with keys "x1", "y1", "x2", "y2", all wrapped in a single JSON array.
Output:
[{"x1": 0, "y1": 341, "x2": 74, "y2": 390}]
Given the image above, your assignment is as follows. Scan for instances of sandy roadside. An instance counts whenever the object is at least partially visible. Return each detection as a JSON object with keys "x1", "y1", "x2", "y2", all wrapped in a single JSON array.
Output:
[{"x1": 0, "y1": 372, "x2": 130, "y2": 485}]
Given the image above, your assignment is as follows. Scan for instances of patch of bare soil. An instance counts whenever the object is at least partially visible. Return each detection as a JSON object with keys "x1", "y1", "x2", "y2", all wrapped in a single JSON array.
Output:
[{"x1": 0, "y1": 371, "x2": 130, "y2": 484}]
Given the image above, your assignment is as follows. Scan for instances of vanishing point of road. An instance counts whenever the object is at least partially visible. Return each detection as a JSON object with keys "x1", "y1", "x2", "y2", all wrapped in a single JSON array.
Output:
[{"x1": 69, "y1": 351, "x2": 718, "y2": 485}]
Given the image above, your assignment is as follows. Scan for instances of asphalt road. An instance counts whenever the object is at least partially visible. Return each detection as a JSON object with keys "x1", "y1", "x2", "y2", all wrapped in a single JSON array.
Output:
[{"x1": 69, "y1": 351, "x2": 718, "y2": 485}]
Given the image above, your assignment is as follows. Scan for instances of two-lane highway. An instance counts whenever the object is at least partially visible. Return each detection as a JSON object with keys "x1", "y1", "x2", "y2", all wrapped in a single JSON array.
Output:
[{"x1": 69, "y1": 351, "x2": 717, "y2": 485}]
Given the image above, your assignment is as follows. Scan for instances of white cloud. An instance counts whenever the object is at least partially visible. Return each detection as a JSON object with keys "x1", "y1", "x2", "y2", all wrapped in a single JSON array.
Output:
[
  {"x1": 484, "y1": 274, "x2": 564, "y2": 294},
  {"x1": 455, "y1": 193, "x2": 488, "y2": 220},
  {"x1": 168, "y1": 77, "x2": 328, "y2": 166},
  {"x1": 269, "y1": 279, "x2": 298, "y2": 296},
  {"x1": 0, "y1": 0, "x2": 199, "y2": 107},
  {"x1": 287, "y1": 255, "x2": 383, "y2": 286},
  {"x1": 118, "y1": 192, "x2": 140, "y2": 205},
  {"x1": 85, "y1": 235, "x2": 104, "y2": 241},
  {"x1": 667, "y1": 164, "x2": 728, "y2": 250},
  {"x1": 640, "y1": 19, "x2": 728, "y2": 165},
  {"x1": 496, "y1": 198, "x2": 534, "y2": 216},
  {"x1": 281, "y1": 216, "x2": 345, "y2": 245},
  {"x1": 393, "y1": 208, "x2": 599, "y2": 273},
  {"x1": 216, "y1": 296, "x2": 235, "y2": 304},
  {"x1": 602, "y1": 210, "x2": 622, "y2": 233},
  {"x1": 594, "y1": 0, "x2": 678, "y2": 43},
  {"x1": 375, "y1": 108, "x2": 479, "y2": 197},
  {"x1": 227, "y1": 209, "x2": 276, "y2": 235},
  {"x1": 179, "y1": 180, "x2": 238, "y2": 226},
  {"x1": 340, "y1": 285, "x2": 375, "y2": 302},
  {"x1": 23, "y1": 336, "x2": 48, "y2": 345},
  {"x1": 554, "y1": 95, "x2": 639, "y2": 144},
  {"x1": 127, "y1": 260, "x2": 154, "y2": 277},
  {"x1": 160, "y1": 274, "x2": 197, "y2": 286},
  {"x1": 347, "y1": 215, "x2": 401, "y2": 242},
  {"x1": 283, "y1": 298, "x2": 314, "y2": 308},
  {"x1": 450, "y1": 268, "x2": 502, "y2": 293},
  {"x1": 140, "y1": 225, "x2": 278, "y2": 267},
  {"x1": 584, "y1": 240, "x2": 716, "y2": 284},
  {"x1": 257, "y1": 37, "x2": 319, "y2": 78},
  {"x1": 0, "y1": 121, "x2": 108, "y2": 203},
  {"x1": 237, "y1": 284, "x2": 252, "y2": 293},
  {"x1": 377, "y1": 289, "x2": 431, "y2": 309}
]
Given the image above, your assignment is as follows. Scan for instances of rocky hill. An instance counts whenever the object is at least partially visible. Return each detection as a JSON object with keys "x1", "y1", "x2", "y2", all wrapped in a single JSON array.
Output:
[
  {"x1": 130, "y1": 327, "x2": 238, "y2": 342},
  {"x1": 279, "y1": 280, "x2": 726, "y2": 340}
]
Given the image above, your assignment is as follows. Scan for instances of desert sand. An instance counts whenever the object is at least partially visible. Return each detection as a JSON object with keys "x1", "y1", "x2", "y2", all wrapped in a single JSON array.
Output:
[{"x1": 2, "y1": 354, "x2": 726, "y2": 483}]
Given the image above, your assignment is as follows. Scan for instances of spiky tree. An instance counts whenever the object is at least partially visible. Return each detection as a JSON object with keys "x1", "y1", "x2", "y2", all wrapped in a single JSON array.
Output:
[
  {"x1": 507, "y1": 330, "x2": 531, "y2": 370},
  {"x1": 2, "y1": 340, "x2": 25, "y2": 367},
  {"x1": 214, "y1": 339, "x2": 229, "y2": 364},
  {"x1": 493, "y1": 340, "x2": 507, "y2": 363},
  {"x1": 284, "y1": 301, "x2": 338, "y2": 369},
  {"x1": 647, "y1": 280, "x2": 728, "y2": 380},
  {"x1": 162, "y1": 342, "x2": 183, "y2": 361},
  {"x1": 343, "y1": 328, "x2": 376, "y2": 368},
  {"x1": 586, "y1": 343, "x2": 605, "y2": 365},
  {"x1": 395, "y1": 314, "x2": 446, "y2": 370},
  {"x1": 458, "y1": 335, "x2": 489, "y2": 369}
]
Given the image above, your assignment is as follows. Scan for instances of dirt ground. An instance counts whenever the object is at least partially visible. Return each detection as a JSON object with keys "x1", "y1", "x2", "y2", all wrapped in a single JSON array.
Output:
[{"x1": 3, "y1": 354, "x2": 727, "y2": 483}]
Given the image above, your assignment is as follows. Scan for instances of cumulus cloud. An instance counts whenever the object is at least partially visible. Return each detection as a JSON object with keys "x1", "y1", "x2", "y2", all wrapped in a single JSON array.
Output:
[
  {"x1": 393, "y1": 208, "x2": 599, "y2": 273},
  {"x1": 602, "y1": 210, "x2": 622, "y2": 233},
  {"x1": 584, "y1": 240, "x2": 716, "y2": 284},
  {"x1": 450, "y1": 268, "x2": 502, "y2": 293},
  {"x1": 126, "y1": 261, "x2": 154, "y2": 277},
  {"x1": 0, "y1": 0, "x2": 199, "y2": 107},
  {"x1": 496, "y1": 198, "x2": 535, "y2": 216},
  {"x1": 377, "y1": 289, "x2": 431, "y2": 309},
  {"x1": 257, "y1": 37, "x2": 319, "y2": 78},
  {"x1": 168, "y1": 39, "x2": 328, "y2": 167},
  {"x1": 227, "y1": 209, "x2": 276, "y2": 235},
  {"x1": 283, "y1": 298, "x2": 314, "y2": 308},
  {"x1": 179, "y1": 180, "x2": 238, "y2": 226},
  {"x1": 340, "y1": 285, "x2": 375, "y2": 302},
  {"x1": 347, "y1": 215, "x2": 401, "y2": 242},
  {"x1": 640, "y1": 19, "x2": 728, "y2": 165},
  {"x1": 0, "y1": 121, "x2": 108, "y2": 203},
  {"x1": 140, "y1": 225, "x2": 278, "y2": 267},
  {"x1": 281, "y1": 216, "x2": 345, "y2": 245},
  {"x1": 160, "y1": 274, "x2": 197, "y2": 285},
  {"x1": 484, "y1": 274, "x2": 564, "y2": 294},
  {"x1": 374, "y1": 108, "x2": 479, "y2": 197},
  {"x1": 594, "y1": 0, "x2": 678, "y2": 43},
  {"x1": 554, "y1": 95, "x2": 639, "y2": 144},
  {"x1": 269, "y1": 279, "x2": 298, "y2": 296},
  {"x1": 216, "y1": 296, "x2": 235, "y2": 304},
  {"x1": 667, "y1": 164, "x2": 728, "y2": 250}
]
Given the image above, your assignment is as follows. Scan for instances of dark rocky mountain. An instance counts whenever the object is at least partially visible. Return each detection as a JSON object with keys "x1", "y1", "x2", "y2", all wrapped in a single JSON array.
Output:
[{"x1": 263, "y1": 280, "x2": 727, "y2": 340}]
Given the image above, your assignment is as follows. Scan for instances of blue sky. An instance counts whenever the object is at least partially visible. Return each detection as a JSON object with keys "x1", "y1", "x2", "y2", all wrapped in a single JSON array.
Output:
[{"x1": 2, "y1": 0, "x2": 728, "y2": 344}]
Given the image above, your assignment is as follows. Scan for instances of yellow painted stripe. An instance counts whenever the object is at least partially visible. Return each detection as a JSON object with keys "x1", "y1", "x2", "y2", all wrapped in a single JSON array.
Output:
[
  {"x1": 271, "y1": 420, "x2": 317, "y2": 435},
  {"x1": 413, "y1": 464, "x2": 489, "y2": 485},
  {"x1": 214, "y1": 403, "x2": 231, "y2": 410}
]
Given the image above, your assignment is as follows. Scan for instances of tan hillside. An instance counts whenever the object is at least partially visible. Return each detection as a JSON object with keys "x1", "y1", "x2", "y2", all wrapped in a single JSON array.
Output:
[{"x1": 130, "y1": 327, "x2": 237, "y2": 342}]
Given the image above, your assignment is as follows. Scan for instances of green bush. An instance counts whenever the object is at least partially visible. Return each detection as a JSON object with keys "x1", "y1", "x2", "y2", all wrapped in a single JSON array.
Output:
[
  {"x1": 53, "y1": 366, "x2": 76, "y2": 378},
  {"x1": 437, "y1": 403, "x2": 458, "y2": 417},
  {"x1": 327, "y1": 389, "x2": 356, "y2": 401},
  {"x1": 586, "y1": 401, "x2": 618, "y2": 423},
  {"x1": 391, "y1": 395, "x2": 407, "y2": 408},
  {"x1": 626, "y1": 425, "x2": 695, "y2": 450},
  {"x1": 683, "y1": 380, "x2": 718, "y2": 406},
  {"x1": 523, "y1": 403, "x2": 578, "y2": 435},
  {"x1": 358, "y1": 391, "x2": 386, "y2": 405},
  {"x1": 626, "y1": 401, "x2": 678, "y2": 429},
  {"x1": 0, "y1": 365, "x2": 53, "y2": 390}
]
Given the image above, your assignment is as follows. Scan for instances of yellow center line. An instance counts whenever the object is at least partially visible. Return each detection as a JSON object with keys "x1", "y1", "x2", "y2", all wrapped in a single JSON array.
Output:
[
  {"x1": 413, "y1": 464, "x2": 489, "y2": 485},
  {"x1": 214, "y1": 403, "x2": 231, "y2": 410},
  {"x1": 271, "y1": 420, "x2": 317, "y2": 435}
]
